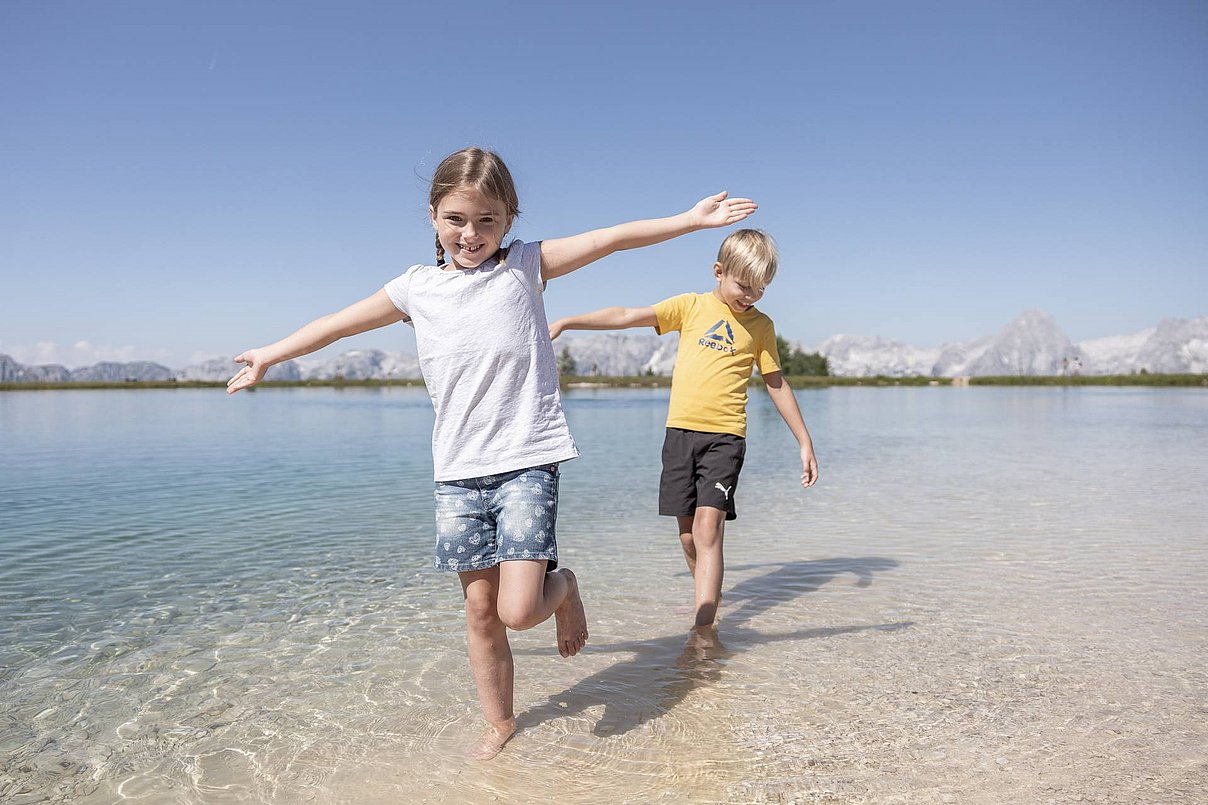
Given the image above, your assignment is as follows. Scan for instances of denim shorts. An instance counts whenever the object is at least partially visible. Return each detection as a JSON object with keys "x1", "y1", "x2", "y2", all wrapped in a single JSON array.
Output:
[{"x1": 432, "y1": 464, "x2": 560, "y2": 572}]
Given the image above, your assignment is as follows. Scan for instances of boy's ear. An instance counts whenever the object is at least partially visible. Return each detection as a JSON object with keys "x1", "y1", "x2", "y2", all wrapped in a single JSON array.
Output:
[{"x1": 713, "y1": 262, "x2": 725, "y2": 281}]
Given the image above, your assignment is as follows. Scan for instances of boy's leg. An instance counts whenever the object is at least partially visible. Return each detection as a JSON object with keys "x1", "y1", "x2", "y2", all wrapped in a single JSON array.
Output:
[
  {"x1": 663, "y1": 430, "x2": 703, "y2": 580},
  {"x1": 495, "y1": 560, "x2": 588, "y2": 658},
  {"x1": 677, "y1": 515, "x2": 697, "y2": 574},
  {"x1": 685, "y1": 433, "x2": 743, "y2": 626},
  {"x1": 690, "y1": 505, "x2": 727, "y2": 626},
  {"x1": 459, "y1": 567, "x2": 516, "y2": 760}
]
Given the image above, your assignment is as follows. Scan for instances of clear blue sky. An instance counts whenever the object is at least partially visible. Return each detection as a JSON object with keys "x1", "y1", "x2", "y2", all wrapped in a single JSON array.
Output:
[{"x1": 3, "y1": 0, "x2": 1205, "y2": 369}]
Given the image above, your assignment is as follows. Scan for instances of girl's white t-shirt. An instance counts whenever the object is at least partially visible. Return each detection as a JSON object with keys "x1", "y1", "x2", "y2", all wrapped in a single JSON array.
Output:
[{"x1": 383, "y1": 239, "x2": 579, "y2": 482}]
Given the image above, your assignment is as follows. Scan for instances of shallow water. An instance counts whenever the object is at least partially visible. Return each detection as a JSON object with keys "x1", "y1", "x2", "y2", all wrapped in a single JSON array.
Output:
[{"x1": 1, "y1": 386, "x2": 1205, "y2": 803}]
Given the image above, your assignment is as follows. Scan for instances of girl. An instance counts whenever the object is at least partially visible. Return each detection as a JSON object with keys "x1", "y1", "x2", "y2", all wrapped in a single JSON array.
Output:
[{"x1": 227, "y1": 147, "x2": 756, "y2": 760}]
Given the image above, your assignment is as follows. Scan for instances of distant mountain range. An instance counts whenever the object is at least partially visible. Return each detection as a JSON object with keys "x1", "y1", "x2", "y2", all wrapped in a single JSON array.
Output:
[
  {"x1": 819, "y1": 311, "x2": 1208, "y2": 377},
  {"x1": 2, "y1": 312, "x2": 1205, "y2": 383}
]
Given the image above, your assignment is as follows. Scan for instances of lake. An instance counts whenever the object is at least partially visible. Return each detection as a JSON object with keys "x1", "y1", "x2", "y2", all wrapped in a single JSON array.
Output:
[{"x1": 1, "y1": 386, "x2": 1205, "y2": 803}]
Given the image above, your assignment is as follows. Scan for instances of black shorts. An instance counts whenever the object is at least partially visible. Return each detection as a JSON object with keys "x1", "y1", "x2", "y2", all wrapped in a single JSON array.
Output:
[{"x1": 659, "y1": 428, "x2": 747, "y2": 521}]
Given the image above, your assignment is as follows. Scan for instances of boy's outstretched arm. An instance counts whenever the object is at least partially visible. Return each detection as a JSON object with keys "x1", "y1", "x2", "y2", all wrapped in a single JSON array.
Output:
[
  {"x1": 538, "y1": 191, "x2": 757, "y2": 282},
  {"x1": 549, "y1": 306, "x2": 657, "y2": 340},
  {"x1": 762, "y1": 371, "x2": 820, "y2": 488},
  {"x1": 227, "y1": 290, "x2": 407, "y2": 395}
]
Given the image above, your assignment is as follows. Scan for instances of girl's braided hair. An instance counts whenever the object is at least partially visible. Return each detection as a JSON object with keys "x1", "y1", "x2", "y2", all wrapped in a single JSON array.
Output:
[{"x1": 429, "y1": 147, "x2": 520, "y2": 266}]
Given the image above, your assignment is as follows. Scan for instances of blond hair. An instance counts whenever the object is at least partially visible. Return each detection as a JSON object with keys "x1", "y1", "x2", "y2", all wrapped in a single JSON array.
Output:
[
  {"x1": 716, "y1": 229, "x2": 778, "y2": 289},
  {"x1": 429, "y1": 147, "x2": 520, "y2": 265}
]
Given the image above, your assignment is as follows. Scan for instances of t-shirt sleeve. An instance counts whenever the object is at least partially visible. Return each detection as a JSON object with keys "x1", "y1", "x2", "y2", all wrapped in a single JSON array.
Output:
[
  {"x1": 383, "y1": 265, "x2": 421, "y2": 315},
  {"x1": 652, "y1": 293, "x2": 693, "y2": 335},
  {"x1": 756, "y1": 319, "x2": 782, "y2": 375},
  {"x1": 504, "y1": 239, "x2": 543, "y2": 291}
]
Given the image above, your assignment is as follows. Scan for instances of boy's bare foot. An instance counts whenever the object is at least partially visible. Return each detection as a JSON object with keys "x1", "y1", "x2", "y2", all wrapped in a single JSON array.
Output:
[
  {"x1": 693, "y1": 593, "x2": 722, "y2": 627},
  {"x1": 680, "y1": 593, "x2": 722, "y2": 619},
  {"x1": 469, "y1": 718, "x2": 515, "y2": 761},
  {"x1": 689, "y1": 623, "x2": 719, "y2": 647},
  {"x1": 553, "y1": 568, "x2": 588, "y2": 657}
]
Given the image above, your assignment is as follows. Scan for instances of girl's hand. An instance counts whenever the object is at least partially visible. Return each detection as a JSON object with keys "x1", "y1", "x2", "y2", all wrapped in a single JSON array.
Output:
[
  {"x1": 800, "y1": 446, "x2": 819, "y2": 488},
  {"x1": 690, "y1": 191, "x2": 759, "y2": 230},
  {"x1": 228, "y1": 349, "x2": 270, "y2": 395}
]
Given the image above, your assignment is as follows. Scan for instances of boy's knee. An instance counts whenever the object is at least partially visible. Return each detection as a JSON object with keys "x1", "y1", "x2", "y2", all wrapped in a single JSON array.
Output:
[
  {"x1": 692, "y1": 525, "x2": 724, "y2": 549},
  {"x1": 692, "y1": 509, "x2": 726, "y2": 547}
]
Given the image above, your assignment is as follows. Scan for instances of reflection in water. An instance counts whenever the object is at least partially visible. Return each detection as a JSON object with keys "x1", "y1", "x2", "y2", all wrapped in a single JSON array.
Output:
[
  {"x1": 660, "y1": 625, "x2": 732, "y2": 718},
  {"x1": 520, "y1": 557, "x2": 910, "y2": 739},
  {"x1": 3, "y1": 387, "x2": 1206, "y2": 803}
]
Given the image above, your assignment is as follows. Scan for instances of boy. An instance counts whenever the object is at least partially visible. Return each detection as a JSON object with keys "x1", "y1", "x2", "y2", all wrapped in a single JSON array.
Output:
[{"x1": 549, "y1": 229, "x2": 819, "y2": 626}]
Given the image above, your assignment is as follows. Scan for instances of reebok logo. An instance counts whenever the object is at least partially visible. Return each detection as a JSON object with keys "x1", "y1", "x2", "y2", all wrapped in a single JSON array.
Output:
[{"x1": 698, "y1": 320, "x2": 736, "y2": 354}]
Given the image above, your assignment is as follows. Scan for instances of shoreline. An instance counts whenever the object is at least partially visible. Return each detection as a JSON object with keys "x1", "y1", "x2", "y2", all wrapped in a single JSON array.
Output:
[{"x1": 1, "y1": 373, "x2": 1205, "y2": 392}]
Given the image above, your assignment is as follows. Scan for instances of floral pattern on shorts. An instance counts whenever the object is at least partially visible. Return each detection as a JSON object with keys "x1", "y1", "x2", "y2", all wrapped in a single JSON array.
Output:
[{"x1": 432, "y1": 464, "x2": 559, "y2": 572}]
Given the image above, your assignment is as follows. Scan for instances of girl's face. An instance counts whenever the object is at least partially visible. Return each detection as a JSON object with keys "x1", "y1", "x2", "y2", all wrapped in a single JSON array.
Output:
[{"x1": 430, "y1": 188, "x2": 512, "y2": 270}]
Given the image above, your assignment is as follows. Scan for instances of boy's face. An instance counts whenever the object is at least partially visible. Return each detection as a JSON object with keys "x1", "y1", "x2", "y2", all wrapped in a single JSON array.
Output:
[{"x1": 712, "y1": 263, "x2": 765, "y2": 314}]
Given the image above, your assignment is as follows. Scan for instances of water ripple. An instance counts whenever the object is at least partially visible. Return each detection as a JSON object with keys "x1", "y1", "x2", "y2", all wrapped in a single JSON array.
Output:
[{"x1": 1, "y1": 387, "x2": 1205, "y2": 803}]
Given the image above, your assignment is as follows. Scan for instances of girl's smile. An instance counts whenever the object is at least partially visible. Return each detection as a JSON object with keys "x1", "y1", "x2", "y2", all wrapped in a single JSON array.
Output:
[{"x1": 431, "y1": 189, "x2": 512, "y2": 270}]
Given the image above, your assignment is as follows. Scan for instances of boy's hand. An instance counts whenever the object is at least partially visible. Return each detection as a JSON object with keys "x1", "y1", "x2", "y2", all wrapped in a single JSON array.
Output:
[
  {"x1": 227, "y1": 349, "x2": 269, "y2": 395},
  {"x1": 548, "y1": 319, "x2": 565, "y2": 341},
  {"x1": 690, "y1": 191, "x2": 758, "y2": 230},
  {"x1": 800, "y1": 446, "x2": 819, "y2": 488}
]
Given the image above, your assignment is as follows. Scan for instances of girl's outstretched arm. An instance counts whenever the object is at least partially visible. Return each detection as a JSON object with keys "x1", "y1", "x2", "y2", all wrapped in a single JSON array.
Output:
[
  {"x1": 539, "y1": 191, "x2": 757, "y2": 282},
  {"x1": 549, "y1": 306, "x2": 657, "y2": 340},
  {"x1": 227, "y1": 290, "x2": 407, "y2": 394}
]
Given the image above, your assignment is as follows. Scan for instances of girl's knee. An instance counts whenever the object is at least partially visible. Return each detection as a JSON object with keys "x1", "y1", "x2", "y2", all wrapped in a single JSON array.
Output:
[
  {"x1": 465, "y1": 592, "x2": 502, "y2": 630},
  {"x1": 495, "y1": 595, "x2": 544, "y2": 631},
  {"x1": 496, "y1": 605, "x2": 540, "y2": 632}
]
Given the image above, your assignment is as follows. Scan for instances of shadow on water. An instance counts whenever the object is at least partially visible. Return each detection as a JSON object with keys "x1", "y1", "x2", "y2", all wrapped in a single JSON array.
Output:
[
  {"x1": 723, "y1": 556, "x2": 900, "y2": 626},
  {"x1": 519, "y1": 556, "x2": 909, "y2": 738}
]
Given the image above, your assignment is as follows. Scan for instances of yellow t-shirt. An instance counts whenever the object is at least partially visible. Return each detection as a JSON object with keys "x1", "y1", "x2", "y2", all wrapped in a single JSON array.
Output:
[{"x1": 652, "y1": 292, "x2": 781, "y2": 438}]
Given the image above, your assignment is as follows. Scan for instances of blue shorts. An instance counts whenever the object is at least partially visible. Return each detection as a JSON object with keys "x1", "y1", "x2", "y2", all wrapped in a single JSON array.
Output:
[{"x1": 432, "y1": 464, "x2": 560, "y2": 572}]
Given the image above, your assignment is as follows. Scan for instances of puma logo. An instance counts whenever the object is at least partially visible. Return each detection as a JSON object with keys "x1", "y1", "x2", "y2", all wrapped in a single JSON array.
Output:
[{"x1": 714, "y1": 482, "x2": 732, "y2": 500}]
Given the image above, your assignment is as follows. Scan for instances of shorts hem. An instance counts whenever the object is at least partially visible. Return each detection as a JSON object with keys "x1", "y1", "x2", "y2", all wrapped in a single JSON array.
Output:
[
  {"x1": 659, "y1": 506, "x2": 737, "y2": 522},
  {"x1": 433, "y1": 553, "x2": 559, "y2": 573}
]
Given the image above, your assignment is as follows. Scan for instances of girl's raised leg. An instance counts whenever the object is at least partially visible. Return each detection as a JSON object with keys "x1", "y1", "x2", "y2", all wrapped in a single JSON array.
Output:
[{"x1": 496, "y1": 560, "x2": 588, "y2": 658}]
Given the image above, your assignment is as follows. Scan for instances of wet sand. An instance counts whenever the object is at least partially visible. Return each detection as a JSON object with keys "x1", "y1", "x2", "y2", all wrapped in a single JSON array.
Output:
[
  {"x1": 317, "y1": 388, "x2": 1208, "y2": 803},
  {"x1": 311, "y1": 545, "x2": 1204, "y2": 804}
]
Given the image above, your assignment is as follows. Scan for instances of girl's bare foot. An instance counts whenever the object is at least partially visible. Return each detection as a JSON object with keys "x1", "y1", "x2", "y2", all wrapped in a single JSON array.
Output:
[
  {"x1": 469, "y1": 718, "x2": 516, "y2": 761},
  {"x1": 552, "y1": 568, "x2": 588, "y2": 657}
]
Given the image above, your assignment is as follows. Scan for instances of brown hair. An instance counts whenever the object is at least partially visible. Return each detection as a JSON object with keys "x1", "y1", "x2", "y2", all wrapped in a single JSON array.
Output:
[
  {"x1": 429, "y1": 147, "x2": 520, "y2": 265},
  {"x1": 716, "y1": 228, "x2": 778, "y2": 289}
]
